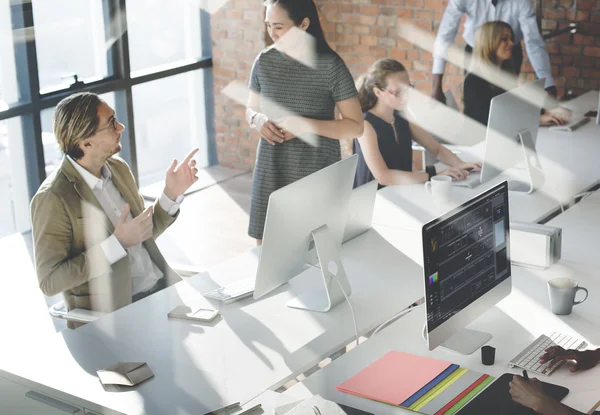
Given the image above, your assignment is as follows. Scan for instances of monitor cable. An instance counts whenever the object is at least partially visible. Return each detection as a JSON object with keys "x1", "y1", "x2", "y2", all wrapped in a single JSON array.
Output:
[
  {"x1": 333, "y1": 277, "x2": 359, "y2": 347},
  {"x1": 371, "y1": 303, "x2": 424, "y2": 337}
]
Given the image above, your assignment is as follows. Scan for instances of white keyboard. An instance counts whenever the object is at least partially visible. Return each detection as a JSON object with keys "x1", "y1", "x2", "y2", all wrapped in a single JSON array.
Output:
[
  {"x1": 452, "y1": 172, "x2": 481, "y2": 188},
  {"x1": 549, "y1": 116, "x2": 590, "y2": 132},
  {"x1": 204, "y1": 278, "x2": 255, "y2": 304},
  {"x1": 508, "y1": 331, "x2": 588, "y2": 376}
]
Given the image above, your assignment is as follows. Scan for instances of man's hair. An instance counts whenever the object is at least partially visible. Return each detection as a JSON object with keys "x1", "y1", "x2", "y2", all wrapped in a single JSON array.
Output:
[{"x1": 54, "y1": 92, "x2": 102, "y2": 160}]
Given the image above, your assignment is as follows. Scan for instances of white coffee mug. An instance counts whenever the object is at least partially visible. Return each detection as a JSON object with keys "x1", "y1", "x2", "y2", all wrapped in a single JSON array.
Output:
[{"x1": 425, "y1": 175, "x2": 452, "y2": 202}]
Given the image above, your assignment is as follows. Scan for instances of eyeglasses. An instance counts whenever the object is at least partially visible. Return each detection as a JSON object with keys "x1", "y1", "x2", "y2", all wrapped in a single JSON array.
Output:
[
  {"x1": 95, "y1": 117, "x2": 119, "y2": 134},
  {"x1": 384, "y1": 83, "x2": 415, "y2": 98}
]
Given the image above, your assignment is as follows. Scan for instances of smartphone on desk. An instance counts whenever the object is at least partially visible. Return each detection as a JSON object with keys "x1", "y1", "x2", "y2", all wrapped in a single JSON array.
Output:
[{"x1": 168, "y1": 305, "x2": 219, "y2": 323}]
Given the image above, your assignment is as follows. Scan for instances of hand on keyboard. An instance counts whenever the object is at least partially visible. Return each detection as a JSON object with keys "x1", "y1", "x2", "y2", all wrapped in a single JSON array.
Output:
[{"x1": 540, "y1": 346, "x2": 599, "y2": 373}]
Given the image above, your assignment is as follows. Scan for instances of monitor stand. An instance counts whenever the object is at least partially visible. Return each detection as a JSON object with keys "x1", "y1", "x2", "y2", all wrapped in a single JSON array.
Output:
[
  {"x1": 287, "y1": 225, "x2": 352, "y2": 313},
  {"x1": 440, "y1": 328, "x2": 492, "y2": 355},
  {"x1": 508, "y1": 129, "x2": 545, "y2": 194}
]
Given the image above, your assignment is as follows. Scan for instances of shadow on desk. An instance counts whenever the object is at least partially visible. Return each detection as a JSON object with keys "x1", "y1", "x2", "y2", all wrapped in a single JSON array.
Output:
[
  {"x1": 60, "y1": 286, "x2": 227, "y2": 415},
  {"x1": 507, "y1": 264, "x2": 600, "y2": 347}
]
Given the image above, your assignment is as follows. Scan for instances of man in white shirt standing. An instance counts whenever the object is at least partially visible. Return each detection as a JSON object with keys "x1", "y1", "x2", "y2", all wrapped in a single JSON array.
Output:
[
  {"x1": 31, "y1": 92, "x2": 199, "y2": 328},
  {"x1": 431, "y1": 0, "x2": 557, "y2": 102}
]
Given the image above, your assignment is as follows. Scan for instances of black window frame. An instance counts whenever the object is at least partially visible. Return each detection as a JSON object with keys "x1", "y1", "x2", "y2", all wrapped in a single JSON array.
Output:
[{"x1": 2, "y1": 0, "x2": 214, "y2": 200}]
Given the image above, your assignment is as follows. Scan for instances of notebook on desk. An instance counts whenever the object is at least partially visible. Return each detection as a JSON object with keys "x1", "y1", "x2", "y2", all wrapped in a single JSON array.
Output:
[{"x1": 336, "y1": 351, "x2": 493, "y2": 415}]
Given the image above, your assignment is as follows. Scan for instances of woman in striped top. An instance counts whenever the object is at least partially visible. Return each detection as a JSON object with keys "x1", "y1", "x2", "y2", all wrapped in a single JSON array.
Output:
[{"x1": 245, "y1": 0, "x2": 363, "y2": 243}]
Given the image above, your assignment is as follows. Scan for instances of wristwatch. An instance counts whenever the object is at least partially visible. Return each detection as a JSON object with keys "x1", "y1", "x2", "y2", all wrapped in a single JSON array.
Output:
[{"x1": 426, "y1": 165, "x2": 437, "y2": 181}]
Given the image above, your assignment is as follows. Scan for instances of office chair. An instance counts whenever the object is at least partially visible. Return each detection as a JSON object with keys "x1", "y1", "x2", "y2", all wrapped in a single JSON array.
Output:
[{"x1": 48, "y1": 264, "x2": 202, "y2": 326}]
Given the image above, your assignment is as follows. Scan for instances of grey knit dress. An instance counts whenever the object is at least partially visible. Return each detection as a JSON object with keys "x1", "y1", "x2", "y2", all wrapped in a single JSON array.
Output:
[{"x1": 248, "y1": 47, "x2": 358, "y2": 239}]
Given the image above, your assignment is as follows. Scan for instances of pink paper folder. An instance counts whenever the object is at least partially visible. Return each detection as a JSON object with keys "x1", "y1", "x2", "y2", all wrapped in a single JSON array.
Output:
[{"x1": 336, "y1": 351, "x2": 453, "y2": 406}]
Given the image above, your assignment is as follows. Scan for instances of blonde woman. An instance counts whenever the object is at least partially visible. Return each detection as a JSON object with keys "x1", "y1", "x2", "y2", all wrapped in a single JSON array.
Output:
[
  {"x1": 463, "y1": 21, "x2": 565, "y2": 126},
  {"x1": 354, "y1": 58, "x2": 480, "y2": 189}
]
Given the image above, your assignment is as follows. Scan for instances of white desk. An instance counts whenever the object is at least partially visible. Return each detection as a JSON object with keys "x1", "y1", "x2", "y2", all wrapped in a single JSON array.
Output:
[
  {"x1": 280, "y1": 186, "x2": 600, "y2": 414},
  {"x1": 0, "y1": 229, "x2": 425, "y2": 415},
  {"x1": 374, "y1": 90, "x2": 600, "y2": 245}
]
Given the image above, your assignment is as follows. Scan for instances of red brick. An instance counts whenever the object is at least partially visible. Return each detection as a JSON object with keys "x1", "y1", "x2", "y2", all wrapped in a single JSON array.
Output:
[
  {"x1": 397, "y1": 9, "x2": 414, "y2": 19},
  {"x1": 342, "y1": 15, "x2": 361, "y2": 24},
  {"x1": 397, "y1": 39, "x2": 414, "y2": 49},
  {"x1": 582, "y1": 69, "x2": 600, "y2": 78},
  {"x1": 424, "y1": 0, "x2": 445, "y2": 10},
  {"x1": 578, "y1": 0, "x2": 596, "y2": 11},
  {"x1": 415, "y1": 10, "x2": 434, "y2": 20},
  {"x1": 543, "y1": 9, "x2": 566, "y2": 19},
  {"x1": 407, "y1": 50, "x2": 420, "y2": 60},
  {"x1": 560, "y1": 45, "x2": 583, "y2": 55},
  {"x1": 359, "y1": 15, "x2": 377, "y2": 25},
  {"x1": 573, "y1": 34, "x2": 595, "y2": 45},
  {"x1": 562, "y1": 67, "x2": 580, "y2": 77},
  {"x1": 390, "y1": 49, "x2": 407, "y2": 60},
  {"x1": 406, "y1": 0, "x2": 424, "y2": 7},
  {"x1": 380, "y1": 7, "x2": 397, "y2": 16},
  {"x1": 584, "y1": 46, "x2": 600, "y2": 57},
  {"x1": 352, "y1": 25, "x2": 370, "y2": 35},
  {"x1": 361, "y1": 6, "x2": 380, "y2": 16},
  {"x1": 360, "y1": 35, "x2": 378, "y2": 46}
]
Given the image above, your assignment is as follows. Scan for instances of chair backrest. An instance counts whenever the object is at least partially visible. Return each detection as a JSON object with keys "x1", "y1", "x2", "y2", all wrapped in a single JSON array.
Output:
[
  {"x1": 444, "y1": 89, "x2": 459, "y2": 111},
  {"x1": 49, "y1": 300, "x2": 104, "y2": 324}
]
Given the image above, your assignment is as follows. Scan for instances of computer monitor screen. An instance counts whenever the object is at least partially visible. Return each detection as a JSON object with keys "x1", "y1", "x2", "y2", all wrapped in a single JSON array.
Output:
[
  {"x1": 479, "y1": 79, "x2": 545, "y2": 189},
  {"x1": 422, "y1": 181, "x2": 511, "y2": 353}
]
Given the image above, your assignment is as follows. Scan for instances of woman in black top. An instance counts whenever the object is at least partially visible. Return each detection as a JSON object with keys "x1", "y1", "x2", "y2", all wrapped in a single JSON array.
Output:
[
  {"x1": 464, "y1": 21, "x2": 564, "y2": 126},
  {"x1": 354, "y1": 59, "x2": 480, "y2": 188}
]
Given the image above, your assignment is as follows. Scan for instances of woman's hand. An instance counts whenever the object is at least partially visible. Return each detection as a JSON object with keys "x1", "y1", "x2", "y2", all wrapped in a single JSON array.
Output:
[
  {"x1": 455, "y1": 161, "x2": 482, "y2": 172},
  {"x1": 509, "y1": 376, "x2": 548, "y2": 412},
  {"x1": 275, "y1": 116, "x2": 313, "y2": 140},
  {"x1": 438, "y1": 167, "x2": 470, "y2": 181},
  {"x1": 540, "y1": 346, "x2": 600, "y2": 372},
  {"x1": 255, "y1": 113, "x2": 285, "y2": 145},
  {"x1": 540, "y1": 112, "x2": 566, "y2": 126}
]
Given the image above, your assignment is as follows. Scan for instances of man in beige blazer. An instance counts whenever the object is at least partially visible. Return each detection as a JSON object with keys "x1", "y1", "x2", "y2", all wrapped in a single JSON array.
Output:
[{"x1": 31, "y1": 92, "x2": 199, "y2": 328}]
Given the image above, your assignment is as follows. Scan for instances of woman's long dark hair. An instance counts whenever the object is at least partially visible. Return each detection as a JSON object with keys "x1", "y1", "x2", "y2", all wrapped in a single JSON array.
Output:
[{"x1": 265, "y1": 0, "x2": 333, "y2": 54}]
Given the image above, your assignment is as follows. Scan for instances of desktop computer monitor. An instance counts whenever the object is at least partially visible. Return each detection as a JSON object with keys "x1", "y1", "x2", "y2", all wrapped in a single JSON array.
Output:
[
  {"x1": 479, "y1": 79, "x2": 546, "y2": 192},
  {"x1": 422, "y1": 181, "x2": 511, "y2": 355},
  {"x1": 253, "y1": 155, "x2": 358, "y2": 313}
]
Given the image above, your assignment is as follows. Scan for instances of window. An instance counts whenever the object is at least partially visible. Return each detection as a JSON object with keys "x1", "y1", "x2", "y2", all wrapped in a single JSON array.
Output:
[
  {"x1": 127, "y1": 0, "x2": 205, "y2": 75},
  {"x1": 0, "y1": 0, "x2": 31, "y2": 106},
  {"x1": 32, "y1": 0, "x2": 110, "y2": 92},
  {"x1": 0, "y1": 116, "x2": 31, "y2": 237},
  {"x1": 0, "y1": 0, "x2": 213, "y2": 233},
  {"x1": 133, "y1": 70, "x2": 210, "y2": 187}
]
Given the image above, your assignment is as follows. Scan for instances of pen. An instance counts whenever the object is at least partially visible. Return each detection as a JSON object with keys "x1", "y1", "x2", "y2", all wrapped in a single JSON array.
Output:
[
  {"x1": 204, "y1": 402, "x2": 241, "y2": 415},
  {"x1": 236, "y1": 404, "x2": 262, "y2": 415},
  {"x1": 522, "y1": 369, "x2": 529, "y2": 380}
]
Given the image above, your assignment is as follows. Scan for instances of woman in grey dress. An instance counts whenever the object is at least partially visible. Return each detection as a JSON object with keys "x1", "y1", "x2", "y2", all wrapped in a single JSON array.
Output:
[{"x1": 245, "y1": 0, "x2": 363, "y2": 243}]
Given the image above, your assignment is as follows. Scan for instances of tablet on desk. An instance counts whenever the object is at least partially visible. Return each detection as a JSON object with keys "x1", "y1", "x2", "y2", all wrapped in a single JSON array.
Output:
[
  {"x1": 168, "y1": 305, "x2": 219, "y2": 322},
  {"x1": 458, "y1": 373, "x2": 568, "y2": 415}
]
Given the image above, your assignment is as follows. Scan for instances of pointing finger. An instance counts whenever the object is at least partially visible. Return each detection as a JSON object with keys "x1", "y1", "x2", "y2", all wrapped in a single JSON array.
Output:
[{"x1": 182, "y1": 148, "x2": 199, "y2": 165}]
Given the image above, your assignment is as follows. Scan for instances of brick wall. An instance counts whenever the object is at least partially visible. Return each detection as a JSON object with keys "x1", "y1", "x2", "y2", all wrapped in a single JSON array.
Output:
[
  {"x1": 212, "y1": 0, "x2": 600, "y2": 170},
  {"x1": 211, "y1": 0, "x2": 266, "y2": 170}
]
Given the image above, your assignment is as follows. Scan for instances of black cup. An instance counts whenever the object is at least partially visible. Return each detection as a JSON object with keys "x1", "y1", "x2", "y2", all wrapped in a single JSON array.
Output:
[{"x1": 481, "y1": 345, "x2": 496, "y2": 366}]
